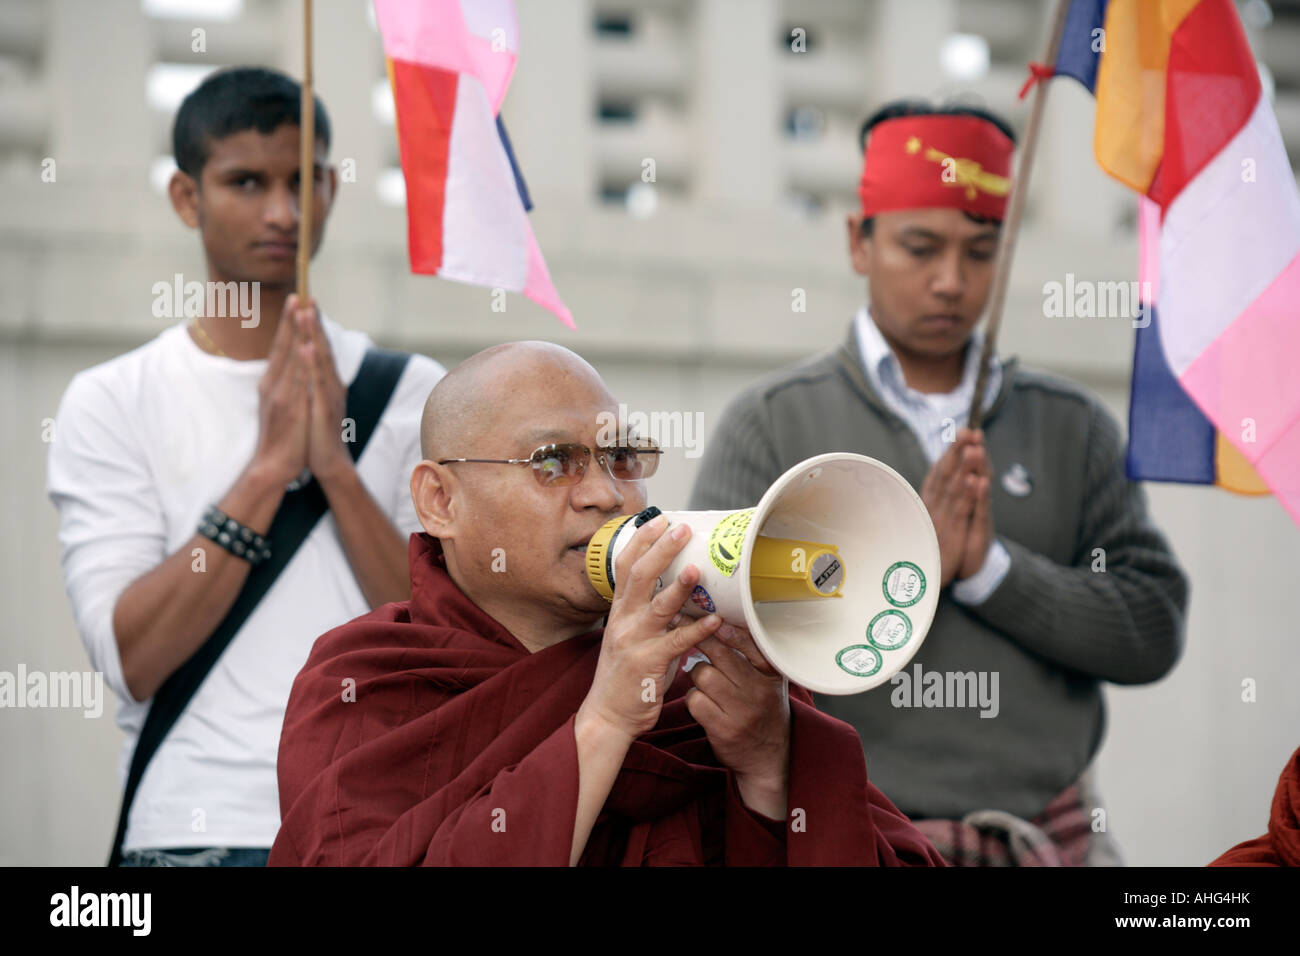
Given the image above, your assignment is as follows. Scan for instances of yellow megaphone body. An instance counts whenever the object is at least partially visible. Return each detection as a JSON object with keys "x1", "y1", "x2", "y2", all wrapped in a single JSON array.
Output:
[{"x1": 586, "y1": 453, "x2": 940, "y2": 694}]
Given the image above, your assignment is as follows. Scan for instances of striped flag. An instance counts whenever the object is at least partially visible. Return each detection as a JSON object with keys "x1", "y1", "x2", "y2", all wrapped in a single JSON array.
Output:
[
  {"x1": 1129, "y1": 195, "x2": 1269, "y2": 493},
  {"x1": 374, "y1": 0, "x2": 574, "y2": 328},
  {"x1": 1042, "y1": 0, "x2": 1298, "y2": 522}
]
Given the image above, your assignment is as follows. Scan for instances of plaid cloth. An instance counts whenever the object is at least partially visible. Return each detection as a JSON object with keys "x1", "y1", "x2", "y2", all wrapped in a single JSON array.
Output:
[{"x1": 912, "y1": 776, "x2": 1115, "y2": 867}]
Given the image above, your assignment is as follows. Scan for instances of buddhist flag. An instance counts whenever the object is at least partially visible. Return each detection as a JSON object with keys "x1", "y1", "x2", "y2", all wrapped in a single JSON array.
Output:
[
  {"x1": 374, "y1": 0, "x2": 574, "y2": 328},
  {"x1": 1041, "y1": 0, "x2": 1299, "y2": 523}
]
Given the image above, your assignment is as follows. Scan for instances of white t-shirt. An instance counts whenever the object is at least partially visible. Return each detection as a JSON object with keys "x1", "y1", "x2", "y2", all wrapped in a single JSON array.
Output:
[{"x1": 46, "y1": 317, "x2": 446, "y2": 850}]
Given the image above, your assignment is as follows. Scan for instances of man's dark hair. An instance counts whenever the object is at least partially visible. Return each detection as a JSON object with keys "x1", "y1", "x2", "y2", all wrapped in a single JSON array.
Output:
[
  {"x1": 172, "y1": 66, "x2": 331, "y2": 178},
  {"x1": 857, "y1": 99, "x2": 1016, "y2": 238}
]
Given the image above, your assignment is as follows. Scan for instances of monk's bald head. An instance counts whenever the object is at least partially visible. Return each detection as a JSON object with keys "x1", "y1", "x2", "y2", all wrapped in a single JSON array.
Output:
[{"x1": 420, "y1": 341, "x2": 613, "y2": 462}]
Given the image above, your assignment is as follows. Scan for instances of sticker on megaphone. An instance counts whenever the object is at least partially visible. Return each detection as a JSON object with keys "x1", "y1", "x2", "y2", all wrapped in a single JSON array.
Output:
[
  {"x1": 586, "y1": 506, "x2": 846, "y2": 626},
  {"x1": 584, "y1": 454, "x2": 941, "y2": 696}
]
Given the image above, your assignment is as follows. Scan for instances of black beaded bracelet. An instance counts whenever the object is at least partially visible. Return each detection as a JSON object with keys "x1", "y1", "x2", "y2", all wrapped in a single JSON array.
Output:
[{"x1": 198, "y1": 505, "x2": 272, "y2": 567}]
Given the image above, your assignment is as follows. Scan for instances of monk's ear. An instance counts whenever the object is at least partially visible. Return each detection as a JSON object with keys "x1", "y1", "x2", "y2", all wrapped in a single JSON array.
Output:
[
  {"x1": 410, "y1": 461, "x2": 456, "y2": 537},
  {"x1": 847, "y1": 213, "x2": 873, "y2": 277}
]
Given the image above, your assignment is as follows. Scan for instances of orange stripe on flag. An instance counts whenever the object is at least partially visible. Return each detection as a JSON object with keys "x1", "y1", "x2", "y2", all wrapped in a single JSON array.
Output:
[
  {"x1": 385, "y1": 56, "x2": 400, "y2": 146},
  {"x1": 1094, "y1": 0, "x2": 1201, "y2": 195},
  {"x1": 1214, "y1": 432, "x2": 1271, "y2": 495}
]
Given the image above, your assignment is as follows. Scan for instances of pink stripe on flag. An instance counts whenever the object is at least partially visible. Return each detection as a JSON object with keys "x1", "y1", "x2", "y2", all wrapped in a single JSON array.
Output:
[
  {"x1": 524, "y1": 229, "x2": 574, "y2": 329},
  {"x1": 1253, "y1": 417, "x2": 1300, "y2": 528},
  {"x1": 374, "y1": 0, "x2": 517, "y2": 113},
  {"x1": 1158, "y1": 95, "x2": 1300, "y2": 377},
  {"x1": 1180, "y1": 249, "x2": 1300, "y2": 463},
  {"x1": 1137, "y1": 195, "x2": 1161, "y2": 299}
]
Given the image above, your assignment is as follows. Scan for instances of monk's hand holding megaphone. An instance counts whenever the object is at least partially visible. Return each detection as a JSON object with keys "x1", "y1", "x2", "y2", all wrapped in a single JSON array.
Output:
[
  {"x1": 686, "y1": 625, "x2": 791, "y2": 820},
  {"x1": 578, "y1": 514, "x2": 724, "y2": 741}
]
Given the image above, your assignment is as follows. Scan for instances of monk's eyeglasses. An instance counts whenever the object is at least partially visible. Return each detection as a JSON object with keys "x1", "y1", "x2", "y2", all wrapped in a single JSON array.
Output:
[{"x1": 437, "y1": 441, "x2": 662, "y2": 487}]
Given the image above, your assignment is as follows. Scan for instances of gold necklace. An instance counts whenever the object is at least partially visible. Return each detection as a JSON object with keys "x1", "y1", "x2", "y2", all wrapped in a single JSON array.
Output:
[{"x1": 191, "y1": 318, "x2": 227, "y2": 357}]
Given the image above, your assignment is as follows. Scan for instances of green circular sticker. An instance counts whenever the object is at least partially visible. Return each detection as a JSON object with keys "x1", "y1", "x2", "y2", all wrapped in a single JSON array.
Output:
[
  {"x1": 836, "y1": 644, "x2": 882, "y2": 677},
  {"x1": 707, "y1": 509, "x2": 753, "y2": 577},
  {"x1": 882, "y1": 561, "x2": 926, "y2": 608},
  {"x1": 867, "y1": 609, "x2": 912, "y2": 651}
]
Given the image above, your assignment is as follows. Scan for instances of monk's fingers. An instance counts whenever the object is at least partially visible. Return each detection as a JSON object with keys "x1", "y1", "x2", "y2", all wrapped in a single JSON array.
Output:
[
  {"x1": 612, "y1": 514, "x2": 669, "y2": 600},
  {"x1": 688, "y1": 652, "x2": 778, "y2": 724},
  {"x1": 689, "y1": 637, "x2": 743, "y2": 691},
  {"x1": 662, "y1": 612, "x2": 722, "y2": 659},
  {"x1": 683, "y1": 685, "x2": 726, "y2": 729},
  {"x1": 714, "y1": 623, "x2": 781, "y2": 677},
  {"x1": 647, "y1": 561, "x2": 701, "y2": 623},
  {"x1": 623, "y1": 519, "x2": 693, "y2": 606}
]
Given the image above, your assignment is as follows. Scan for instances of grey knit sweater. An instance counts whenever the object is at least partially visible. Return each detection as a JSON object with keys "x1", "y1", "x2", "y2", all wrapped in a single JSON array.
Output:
[{"x1": 689, "y1": 324, "x2": 1189, "y2": 820}]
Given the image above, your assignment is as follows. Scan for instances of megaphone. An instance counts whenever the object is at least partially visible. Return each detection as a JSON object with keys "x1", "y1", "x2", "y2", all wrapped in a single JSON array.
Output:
[{"x1": 586, "y1": 453, "x2": 940, "y2": 695}]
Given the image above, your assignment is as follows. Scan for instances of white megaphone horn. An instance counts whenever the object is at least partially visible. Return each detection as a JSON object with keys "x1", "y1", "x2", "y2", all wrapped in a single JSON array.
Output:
[{"x1": 586, "y1": 453, "x2": 940, "y2": 695}]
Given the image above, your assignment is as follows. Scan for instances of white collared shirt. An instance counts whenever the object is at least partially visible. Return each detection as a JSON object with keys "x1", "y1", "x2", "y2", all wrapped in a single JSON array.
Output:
[{"x1": 854, "y1": 306, "x2": 1010, "y2": 604}]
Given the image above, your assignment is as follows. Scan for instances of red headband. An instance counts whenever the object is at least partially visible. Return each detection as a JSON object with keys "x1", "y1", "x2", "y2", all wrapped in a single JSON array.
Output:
[{"x1": 858, "y1": 114, "x2": 1014, "y2": 220}]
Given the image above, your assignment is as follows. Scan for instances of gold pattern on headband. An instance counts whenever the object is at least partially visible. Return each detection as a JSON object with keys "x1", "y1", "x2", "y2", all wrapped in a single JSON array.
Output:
[{"x1": 904, "y1": 137, "x2": 1011, "y2": 200}]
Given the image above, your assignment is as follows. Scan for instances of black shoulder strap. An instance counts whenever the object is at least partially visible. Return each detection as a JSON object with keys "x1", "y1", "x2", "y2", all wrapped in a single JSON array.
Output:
[{"x1": 107, "y1": 347, "x2": 412, "y2": 866}]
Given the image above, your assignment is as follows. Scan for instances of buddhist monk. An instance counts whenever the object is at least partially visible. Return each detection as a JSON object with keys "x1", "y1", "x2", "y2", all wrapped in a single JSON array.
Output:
[
  {"x1": 269, "y1": 341, "x2": 945, "y2": 866},
  {"x1": 1209, "y1": 745, "x2": 1300, "y2": 867}
]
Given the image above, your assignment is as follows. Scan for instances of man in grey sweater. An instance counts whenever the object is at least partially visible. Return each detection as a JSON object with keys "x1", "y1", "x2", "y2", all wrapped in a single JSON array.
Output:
[{"x1": 689, "y1": 101, "x2": 1189, "y2": 866}]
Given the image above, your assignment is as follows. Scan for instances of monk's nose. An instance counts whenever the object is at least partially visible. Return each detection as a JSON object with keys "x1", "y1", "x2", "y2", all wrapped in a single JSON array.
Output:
[{"x1": 572, "y1": 455, "x2": 624, "y2": 511}]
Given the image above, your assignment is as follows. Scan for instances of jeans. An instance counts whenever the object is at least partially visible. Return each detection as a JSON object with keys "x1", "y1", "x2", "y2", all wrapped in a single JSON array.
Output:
[{"x1": 120, "y1": 846, "x2": 270, "y2": 867}]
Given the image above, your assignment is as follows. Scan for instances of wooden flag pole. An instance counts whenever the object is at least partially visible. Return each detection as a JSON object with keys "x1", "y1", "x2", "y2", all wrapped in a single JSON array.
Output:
[
  {"x1": 967, "y1": 0, "x2": 1071, "y2": 429},
  {"x1": 296, "y1": 0, "x2": 314, "y2": 303}
]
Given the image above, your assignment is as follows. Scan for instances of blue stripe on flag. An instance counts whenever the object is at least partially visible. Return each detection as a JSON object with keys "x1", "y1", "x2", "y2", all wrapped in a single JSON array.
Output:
[
  {"x1": 1054, "y1": 0, "x2": 1108, "y2": 93},
  {"x1": 496, "y1": 115, "x2": 532, "y2": 212},
  {"x1": 1126, "y1": 303, "x2": 1217, "y2": 484}
]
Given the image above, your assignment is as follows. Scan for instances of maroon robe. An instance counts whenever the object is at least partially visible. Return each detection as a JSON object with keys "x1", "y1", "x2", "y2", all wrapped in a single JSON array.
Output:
[
  {"x1": 1209, "y1": 745, "x2": 1300, "y2": 867},
  {"x1": 269, "y1": 533, "x2": 946, "y2": 866}
]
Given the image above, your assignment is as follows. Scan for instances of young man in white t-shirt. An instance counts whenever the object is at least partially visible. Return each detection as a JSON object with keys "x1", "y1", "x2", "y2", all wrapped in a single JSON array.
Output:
[{"x1": 46, "y1": 67, "x2": 445, "y2": 866}]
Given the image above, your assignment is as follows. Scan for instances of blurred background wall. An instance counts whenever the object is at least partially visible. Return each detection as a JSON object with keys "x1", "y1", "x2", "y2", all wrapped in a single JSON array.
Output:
[{"x1": 2, "y1": 0, "x2": 1298, "y2": 865}]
